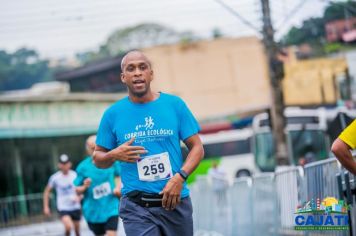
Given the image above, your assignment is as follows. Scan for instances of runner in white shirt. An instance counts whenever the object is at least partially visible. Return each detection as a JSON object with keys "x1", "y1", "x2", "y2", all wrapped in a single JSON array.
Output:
[{"x1": 43, "y1": 154, "x2": 82, "y2": 236}]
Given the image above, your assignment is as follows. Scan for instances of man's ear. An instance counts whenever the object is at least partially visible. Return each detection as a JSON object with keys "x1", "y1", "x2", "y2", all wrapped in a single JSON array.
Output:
[
  {"x1": 120, "y1": 73, "x2": 126, "y2": 84},
  {"x1": 150, "y1": 70, "x2": 154, "y2": 81}
]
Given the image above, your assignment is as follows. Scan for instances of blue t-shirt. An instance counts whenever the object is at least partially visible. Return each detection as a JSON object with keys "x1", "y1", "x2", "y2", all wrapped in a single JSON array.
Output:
[
  {"x1": 96, "y1": 92, "x2": 200, "y2": 198},
  {"x1": 74, "y1": 156, "x2": 121, "y2": 223}
]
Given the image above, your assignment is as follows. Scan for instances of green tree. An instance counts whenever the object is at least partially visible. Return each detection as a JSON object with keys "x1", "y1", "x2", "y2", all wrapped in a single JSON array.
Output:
[
  {"x1": 104, "y1": 23, "x2": 197, "y2": 55},
  {"x1": 324, "y1": 1, "x2": 356, "y2": 23},
  {"x1": 0, "y1": 48, "x2": 52, "y2": 91},
  {"x1": 76, "y1": 23, "x2": 198, "y2": 65},
  {"x1": 281, "y1": 1, "x2": 356, "y2": 47},
  {"x1": 281, "y1": 17, "x2": 325, "y2": 46}
]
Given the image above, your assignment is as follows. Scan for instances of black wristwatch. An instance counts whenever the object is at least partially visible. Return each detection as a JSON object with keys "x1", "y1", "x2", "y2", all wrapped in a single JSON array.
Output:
[{"x1": 178, "y1": 169, "x2": 189, "y2": 180}]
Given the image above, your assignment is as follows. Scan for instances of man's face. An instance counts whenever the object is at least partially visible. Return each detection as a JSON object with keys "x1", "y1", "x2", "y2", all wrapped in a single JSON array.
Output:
[
  {"x1": 58, "y1": 162, "x2": 71, "y2": 173},
  {"x1": 121, "y1": 53, "x2": 153, "y2": 97}
]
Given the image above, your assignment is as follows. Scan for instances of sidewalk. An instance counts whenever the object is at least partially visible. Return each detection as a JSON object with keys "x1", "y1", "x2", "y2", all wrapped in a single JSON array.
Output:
[{"x1": 0, "y1": 219, "x2": 126, "y2": 236}]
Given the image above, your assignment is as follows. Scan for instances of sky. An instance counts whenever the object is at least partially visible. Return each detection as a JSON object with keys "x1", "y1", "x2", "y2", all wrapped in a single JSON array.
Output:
[{"x1": 0, "y1": 0, "x2": 333, "y2": 59}]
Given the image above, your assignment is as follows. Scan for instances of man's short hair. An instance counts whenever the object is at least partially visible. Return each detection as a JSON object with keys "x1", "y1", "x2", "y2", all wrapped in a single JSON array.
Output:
[{"x1": 121, "y1": 50, "x2": 152, "y2": 71}]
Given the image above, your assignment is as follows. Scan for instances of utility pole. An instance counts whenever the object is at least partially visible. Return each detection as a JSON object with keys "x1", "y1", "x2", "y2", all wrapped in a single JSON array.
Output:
[{"x1": 260, "y1": 0, "x2": 289, "y2": 165}]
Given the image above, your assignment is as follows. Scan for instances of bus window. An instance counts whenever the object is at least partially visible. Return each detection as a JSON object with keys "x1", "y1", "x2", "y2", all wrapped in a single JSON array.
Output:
[
  {"x1": 204, "y1": 139, "x2": 251, "y2": 159},
  {"x1": 182, "y1": 129, "x2": 256, "y2": 183},
  {"x1": 252, "y1": 108, "x2": 329, "y2": 171},
  {"x1": 254, "y1": 132, "x2": 275, "y2": 172},
  {"x1": 289, "y1": 129, "x2": 328, "y2": 165}
]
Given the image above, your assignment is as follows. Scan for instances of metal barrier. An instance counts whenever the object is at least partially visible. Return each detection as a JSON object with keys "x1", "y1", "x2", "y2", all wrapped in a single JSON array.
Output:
[
  {"x1": 275, "y1": 166, "x2": 303, "y2": 232},
  {"x1": 191, "y1": 175, "x2": 230, "y2": 236},
  {"x1": 251, "y1": 173, "x2": 278, "y2": 236},
  {"x1": 191, "y1": 176, "x2": 214, "y2": 233},
  {"x1": 304, "y1": 158, "x2": 341, "y2": 203},
  {"x1": 191, "y1": 158, "x2": 355, "y2": 236},
  {"x1": 192, "y1": 173, "x2": 277, "y2": 236},
  {"x1": 303, "y1": 158, "x2": 348, "y2": 236},
  {"x1": 0, "y1": 193, "x2": 56, "y2": 228},
  {"x1": 337, "y1": 170, "x2": 356, "y2": 236},
  {"x1": 230, "y1": 177, "x2": 252, "y2": 236},
  {"x1": 351, "y1": 205, "x2": 356, "y2": 236}
]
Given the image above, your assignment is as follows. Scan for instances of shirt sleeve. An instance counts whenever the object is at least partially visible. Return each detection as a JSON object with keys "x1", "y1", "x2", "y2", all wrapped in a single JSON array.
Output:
[
  {"x1": 73, "y1": 164, "x2": 85, "y2": 186},
  {"x1": 339, "y1": 119, "x2": 356, "y2": 149},
  {"x1": 178, "y1": 99, "x2": 201, "y2": 141},
  {"x1": 47, "y1": 175, "x2": 55, "y2": 188},
  {"x1": 96, "y1": 109, "x2": 117, "y2": 150}
]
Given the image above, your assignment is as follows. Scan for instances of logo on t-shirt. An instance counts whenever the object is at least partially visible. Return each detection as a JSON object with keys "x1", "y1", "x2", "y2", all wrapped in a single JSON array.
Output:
[
  {"x1": 135, "y1": 116, "x2": 155, "y2": 130},
  {"x1": 60, "y1": 184, "x2": 74, "y2": 194},
  {"x1": 124, "y1": 116, "x2": 174, "y2": 143}
]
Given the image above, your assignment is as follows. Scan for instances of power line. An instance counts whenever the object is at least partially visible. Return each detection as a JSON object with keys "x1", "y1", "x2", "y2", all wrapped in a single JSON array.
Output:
[
  {"x1": 274, "y1": 0, "x2": 309, "y2": 32},
  {"x1": 212, "y1": 0, "x2": 261, "y2": 34},
  {"x1": 0, "y1": 0, "x2": 255, "y2": 19},
  {"x1": 0, "y1": 21, "x2": 255, "y2": 46},
  {"x1": 0, "y1": 3, "x2": 260, "y2": 32},
  {"x1": 0, "y1": 0, "x2": 327, "y2": 59}
]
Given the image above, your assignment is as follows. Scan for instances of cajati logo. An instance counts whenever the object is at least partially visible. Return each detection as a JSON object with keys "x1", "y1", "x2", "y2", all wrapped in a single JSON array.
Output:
[{"x1": 294, "y1": 197, "x2": 349, "y2": 231}]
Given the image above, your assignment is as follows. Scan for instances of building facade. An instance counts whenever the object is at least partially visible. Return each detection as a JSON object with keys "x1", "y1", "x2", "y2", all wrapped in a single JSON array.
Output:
[
  {"x1": 325, "y1": 17, "x2": 356, "y2": 42},
  {"x1": 55, "y1": 56, "x2": 126, "y2": 93},
  {"x1": 0, "y1": 93, "x2": 124, "y2": 197}
]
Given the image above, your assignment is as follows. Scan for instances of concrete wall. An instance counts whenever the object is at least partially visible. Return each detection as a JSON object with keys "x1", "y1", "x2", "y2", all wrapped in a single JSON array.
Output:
[
  {"x1": 283, "y1": 57, "x2": 347, "y2": 105},
  {"x1": 143, "y1": 37, "x2": 271, "y2": 120},
  {"x1": 143, "y1": 38, "x2": 349, "y2": 119}
]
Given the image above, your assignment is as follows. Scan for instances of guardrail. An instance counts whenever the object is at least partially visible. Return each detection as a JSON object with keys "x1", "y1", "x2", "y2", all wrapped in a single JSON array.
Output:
[
  {"x1": 191, "y1": 158, "x2": 355, "y2": 236},
  {"x1": 304, "y1": 158, "x2": 341, "y2": 202},
  {"x1": 275, "y1": 166, "x2": 303, "y2": 231},
  {"x1": 251, "y1": 173, "x2": 278, "y2": 236},
  {"x1": 231, "y1": 177, "x2": 252, "y2": 236},
  {"x1": 336, "y1": 169, "x2": 356, "y2": 236},
  {"x1": 0, "y1": 193, "x2": 56, "y2": 228}
]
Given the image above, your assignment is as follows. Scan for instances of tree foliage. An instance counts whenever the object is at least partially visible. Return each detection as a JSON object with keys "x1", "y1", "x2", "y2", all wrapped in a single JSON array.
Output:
[
  {"x1": 281, "y1": 1, "x2": 356, "y2": 46},
  {"x1": 324, "y1": 1, "x2": 356, "y2": 23},
  {"x1": 0, "y1": 48, "x2": 52, "y2": 91},
  {"x1": 76, "y1": 23, "x2": 198, "y2": 65}
]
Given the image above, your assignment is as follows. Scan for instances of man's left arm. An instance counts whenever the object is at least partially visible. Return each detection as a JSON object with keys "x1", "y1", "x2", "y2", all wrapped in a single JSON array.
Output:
[
  {"x1": 160, "y1": 134, "x2": 204, "y2": 210},
  {"x1": 331, "y1": 138, "x2": 356, "y2": 175}
]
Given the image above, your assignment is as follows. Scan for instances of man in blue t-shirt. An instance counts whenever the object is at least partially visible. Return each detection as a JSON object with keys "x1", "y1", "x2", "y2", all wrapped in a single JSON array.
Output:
[
  {"x1": 74, "y1": 135, "x2": 121, "y2": 236},
  {"x1": 94, "y1": 50, "x2": 204, "y2": 236}
]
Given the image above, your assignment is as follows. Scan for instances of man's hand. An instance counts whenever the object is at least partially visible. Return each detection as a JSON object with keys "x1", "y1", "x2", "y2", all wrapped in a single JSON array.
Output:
[
  {"x1": 113, "y1": 187, "x2": 121, "y2": 198},
  {"x1": 109, "y1": 138, "x2": 147, "y2": 163},
  {"x1": 160, "y1": 173, "x2": 184, "y2": 210},
  {"x1": 83, "y1": 178, "x2": 92, "y2": 188},
  {"x1": 43, "y1": 206, "x2": 51, "y2": 216},
  {"x1": 76, "y1": 178, "x2": 92, "y2": 195}
]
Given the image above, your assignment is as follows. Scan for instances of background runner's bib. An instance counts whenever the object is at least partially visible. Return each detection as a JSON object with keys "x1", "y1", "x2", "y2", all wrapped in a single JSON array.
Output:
[
  {"x1": 137, "y1": 152, "x2": 173, "y2": 182},
  {"x1": 93, "y1": 182, "x2": 111, "y2": 199}
]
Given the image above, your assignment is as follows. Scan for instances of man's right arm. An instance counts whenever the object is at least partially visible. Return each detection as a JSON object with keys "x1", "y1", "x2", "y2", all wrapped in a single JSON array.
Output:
[
  {"x1": 43, "y1": 185, "x2": 52, "y2": 216},
  {"x1": 76, "y1": 178, "x2": 92, "y2": 194},
  {"x1": 331, "y1": 138, "x2": 356, "y2": 175},
  {"x1": 94, "y1": 137, "x2": 147, "y2": 168},
  {"x1": 93, "y1": 145, "x2": 117, "y2": 168}
]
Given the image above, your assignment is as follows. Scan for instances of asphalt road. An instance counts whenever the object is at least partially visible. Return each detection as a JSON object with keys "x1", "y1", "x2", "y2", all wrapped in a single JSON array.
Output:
[{"x1": 0, "y1": 219, "x2": 126, "y2": 236}]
